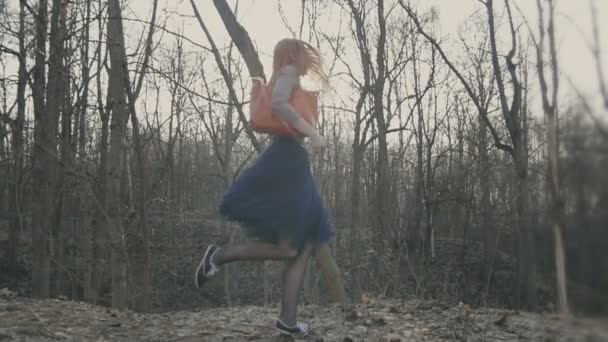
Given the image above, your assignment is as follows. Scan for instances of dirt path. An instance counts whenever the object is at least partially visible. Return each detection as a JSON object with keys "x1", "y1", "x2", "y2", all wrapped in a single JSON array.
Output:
[{"x1": 1, "y1": 295, "x2": 607, "y2": 341}]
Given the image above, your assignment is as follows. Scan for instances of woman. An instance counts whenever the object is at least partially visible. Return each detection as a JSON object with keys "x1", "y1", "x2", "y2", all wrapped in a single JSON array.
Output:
[{"x1": 194, "y1": 38, "x2": 333, "y2": 337}]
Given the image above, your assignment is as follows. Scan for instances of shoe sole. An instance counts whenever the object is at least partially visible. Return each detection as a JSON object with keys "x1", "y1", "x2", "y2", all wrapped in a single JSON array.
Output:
[
  {"x1": 275, "y1": 327, "x2": 305, "y2": 337},
  {"x1": 274, "y1": 325, "x2": 309, "y2": 337},
  {"x1": 194, "y1": 245, "x2": 215, "y2": 289}
]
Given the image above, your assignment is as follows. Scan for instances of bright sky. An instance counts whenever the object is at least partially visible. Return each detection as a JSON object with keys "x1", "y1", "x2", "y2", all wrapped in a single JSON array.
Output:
[
  {"x1": 1, "y1": 0, "x2": 606, "y2": 122},
  {"x1": 127, "y1": 0, "x2": 608, "y2": 111}
]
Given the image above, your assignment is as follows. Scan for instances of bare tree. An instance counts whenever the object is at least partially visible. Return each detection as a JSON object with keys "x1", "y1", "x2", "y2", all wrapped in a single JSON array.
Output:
[
  {"x1": 90, "y1": 0, "x2": 110, "y2": 304},
  {"x1": 372, "y1": 0, "x2": 391, "y2": 248},
  {"x1": 590, "y1": 0, "x2": 607, "y2": 110},
  {"x1": 125, "y1": 0, "x2": 159, "y2": 312},
  {"x1": 31, "y1": 0, "x2": 63, "y2": 299},
  {"x1": 401, "y1": 0, "x2": 538, "y2": 310},
  {"x1": 190, "y1": 0, "x2": 261, "y2": 153},
  {"x1": 211, "y1": 0, "x2": 266, "y2": 81},
  {"x1": 457, "y1": 15, "x2": 497, "y2": 290},
  {"x1": 407, "y1": 19, "x2": 440, "y2": 260},
  {"x1": 334, "y1": 0, "x2": 381, "y2": 302},
  {"x1": 3, "y1": 0, "x2": 604, "y2": 315},
  {"x1": 534, "y1": 0, "x2": 570, "y2": 316},
  {"x1": 6, "y1": 0, "x2": 27, "y2": 268},
  {"x1": 192, "y1": 46, "x2": 243, "y2": 305},
  {"x1": 105, "y1": 0, "x2": 132, "y2": 309},
  {"x1": 78, "y1": 0, "x2": 94, "y2": 304},
  {"x1": 55, "y1": 0, "x2": 74, "y2": 297},
  {"x1": 487, "y1": 0, "x2": 537, "y2": 311}
]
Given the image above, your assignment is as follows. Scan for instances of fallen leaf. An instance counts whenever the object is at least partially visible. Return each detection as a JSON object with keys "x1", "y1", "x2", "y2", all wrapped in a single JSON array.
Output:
[
  {"x1": 382, "y1": 334, "x2": 401, "y2": 342},
  {"x1": 371, "y1": 317, "x2": 387, "y2": 326},
  {"x1": 494, "y1": 314, "x2": 508, "y2": 327}
]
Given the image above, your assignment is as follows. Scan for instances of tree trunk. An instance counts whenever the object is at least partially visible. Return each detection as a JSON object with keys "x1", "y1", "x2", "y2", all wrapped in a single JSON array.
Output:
[
  {"x1": 411, "y1": 31, "x2": 425, "y2": 254},
  {"x1": 343, "y1": 0, "x2": 371, "y2": 304},
  {"x1": 515, "y1": 142, "x2": 537, "y2": 310},
  {"x1": 349, "y1": 143, "x2": 363, "y2": 303},
  {"x1": 89, "y1": 1, "x2": 109, "y2": 303},
  {"x1": 479, "y1": 114, "x2": 493, "y2": 278},
  {"x1": 125, "y1": 0, "x2": 159, "y2": 310},
  {"x1": 129, "y1": 106, "x2": 150, "y2": 312},
  {"x1": 316, "y1": 244, "x2": 348, "y2": 304},
  {"x1": 536, "y1": 0, "x2": 570, "y2": 316},
  {"x1": 424, "y1": 137, "x2": 433, "y2": 260},
  {"x1": 373, "y1": 0, "x2": 390, "y2": 247},
  {"x1": 486, "y1": 0, "x2": 536, "y2": 310},
  {"x1": 546, "y1": 109, "x2": 569, "y2": 314},
  {"x1": 414, "y1": 97, "x2": 424, "y2": 254},
  {"x1": 222, "y1": 95, "x2": 236, "y2": 306},
  {"x1": 54, "y1": 0, "x2": 71, "y2": 297},
  {"x1": 7, "y1": 0, "x2": 27, "y2": 267},
  {"x1": 573, "y1": 117, "x2": 590, "y2": 292},
  {"x1": 31, "y1": 0, "x2": 55, "y2": 299},
  {"x1": 211, "y1": 0, "x2": 266, "y2": 81},
  {"x1": 105, "y1": 0, "x2": 131, "y2": 309},
  {"x1": 79, "y1": 0, "x2": 93, "y2": 303}
]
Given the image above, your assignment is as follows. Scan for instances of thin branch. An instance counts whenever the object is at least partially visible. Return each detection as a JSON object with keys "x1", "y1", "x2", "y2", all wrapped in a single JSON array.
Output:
[
  {"x1": 133, "y1": 0, "x2": 159, "y2": 101},
  {"x1": 0, "y1": 44, "x2": 19, "y2": 56},
  {"x1": 0, "y1": 112, "x2": 13, "y2": 124},
  {"x1": 590, "y1": 0, "x2": 608, "y2": 109},
  {"x1": 399, "y1": 0, "x2": 513, "y2": 154},
  {"x1": 18, "y1": 0, "x2": 36, "y2": 19},
  {"x1": 212, "y1": 0, "x2": 267, "y2": 81},
  {"x1": 504, "y1": 0, "x2": 523, "y2": 127},
  {"x1": 299, "y1": 0, "x2": 306, "y2": 39},
  {"x1": 120, "y1": 17, "x2": 213, "y2": 53},
  {"x1": 190, "y1": 0, "x2": 261, "y2": 152},
  {"x1": 277, "y1": 1, "x2": 297, "y2": 38},
  {"x1": 547, "y1": 0, "x2": 559, "y2": 111},
  {"x1": 565, "y1": 75, "x2": 608, "y2": 139},
  {"x1": 487, "y1": 0, "x2": 518, "y2": 144},
  {"x1": 536, "y1": 0, "x2": 551, "y2": 115},
  {"x1": 145, "y1": 64, "x2": 238, "y2": 106}
]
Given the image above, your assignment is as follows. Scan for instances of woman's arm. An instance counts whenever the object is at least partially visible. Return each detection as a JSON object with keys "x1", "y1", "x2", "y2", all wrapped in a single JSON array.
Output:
[{"x1": 271, "y1": 65, "x2": 325, "y2": 146}]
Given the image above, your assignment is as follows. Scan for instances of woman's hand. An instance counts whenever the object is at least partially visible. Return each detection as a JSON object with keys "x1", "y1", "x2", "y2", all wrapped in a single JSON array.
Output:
[{"x1": 292, "y1": 118, "x2": 326, "y2": 150}]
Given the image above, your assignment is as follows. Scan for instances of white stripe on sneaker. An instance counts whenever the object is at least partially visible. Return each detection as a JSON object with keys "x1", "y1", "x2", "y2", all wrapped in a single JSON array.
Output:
[{"x1": 194, "y1": 245, "x2": 214, "y2": 288}]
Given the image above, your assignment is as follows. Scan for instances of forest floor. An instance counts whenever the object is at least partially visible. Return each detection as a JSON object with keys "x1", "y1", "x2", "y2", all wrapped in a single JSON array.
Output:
[{"x1": 1, "y1": 289, "x2": 607, "y2": 342}]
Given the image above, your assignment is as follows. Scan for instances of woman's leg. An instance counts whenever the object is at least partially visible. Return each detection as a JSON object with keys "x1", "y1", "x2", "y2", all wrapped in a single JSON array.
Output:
[
  {"x1": 279, "y1": 243, "x2": 313, "y2": 326},
  {"x1": 213, "y1": 239, "x2": 298, "y2": 266}
]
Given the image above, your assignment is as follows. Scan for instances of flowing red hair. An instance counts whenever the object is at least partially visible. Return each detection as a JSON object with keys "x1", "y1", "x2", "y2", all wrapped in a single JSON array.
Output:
[{"x1": 269, "y1": 38, "x2": 329, "y2": 89}]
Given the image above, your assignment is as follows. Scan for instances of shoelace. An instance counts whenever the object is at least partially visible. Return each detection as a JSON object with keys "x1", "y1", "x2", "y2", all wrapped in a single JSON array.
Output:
[
  {"x1": 277, "y1": 319, "x2": 309, "y2": 335},
  {"x1": 204, "y1": 248, "x2": 220, "y2": 277},
  {"x1": 295, "y1": 321, "x2": 309, "y2": 335},
  {"x1": 207, "y1": 264, "x2": 220, "y2": 277},
  {"x1": 206, "y1": 263, "x2": 219, "y2": 277}
]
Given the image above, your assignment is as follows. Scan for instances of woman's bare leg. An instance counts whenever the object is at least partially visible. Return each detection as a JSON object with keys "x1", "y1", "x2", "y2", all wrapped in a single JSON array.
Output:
[{"x1": 213, "y1": 239, "x2": 297, "y2": 266}]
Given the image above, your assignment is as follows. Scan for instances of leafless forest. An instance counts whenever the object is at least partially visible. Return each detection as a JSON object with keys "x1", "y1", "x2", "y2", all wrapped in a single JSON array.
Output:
[{"x1": 0, "y1": 0, "x2": 607, "y2": 317}]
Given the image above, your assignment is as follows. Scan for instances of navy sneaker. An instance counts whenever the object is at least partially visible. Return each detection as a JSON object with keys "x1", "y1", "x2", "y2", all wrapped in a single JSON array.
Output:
[
  {"x1": 275, "y1": 319, "x2": 310, "y2": 337},
  {"x1": 194, "y1": 244, "x2": 220, "y2": 289}
]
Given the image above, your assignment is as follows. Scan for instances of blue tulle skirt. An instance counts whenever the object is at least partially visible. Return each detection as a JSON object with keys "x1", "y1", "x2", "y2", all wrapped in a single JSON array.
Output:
[{"x1": 219, "y1": 137, "x2": 333, "y2": 252}]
